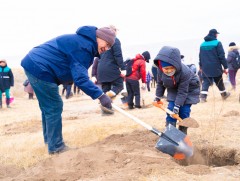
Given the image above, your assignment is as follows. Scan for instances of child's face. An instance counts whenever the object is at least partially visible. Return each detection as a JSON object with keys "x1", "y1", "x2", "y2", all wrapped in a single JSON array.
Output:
[{"x1": 162, "y1": 66, "x2": 176, "y2": 76}]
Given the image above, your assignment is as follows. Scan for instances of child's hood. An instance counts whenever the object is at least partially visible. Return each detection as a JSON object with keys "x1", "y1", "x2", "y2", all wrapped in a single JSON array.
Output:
[{"x1": 153, "y1": 46, "x2": 182, "y2": 72}]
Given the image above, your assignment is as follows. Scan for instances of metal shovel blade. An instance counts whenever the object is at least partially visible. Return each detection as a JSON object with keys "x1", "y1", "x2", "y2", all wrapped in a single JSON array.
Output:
[
  {"x1": 177, "y1": 117, "x2": 199, "y2": 128},
  {"x1": 156, "y1": 124, "x2": 193, "y2": 160}
]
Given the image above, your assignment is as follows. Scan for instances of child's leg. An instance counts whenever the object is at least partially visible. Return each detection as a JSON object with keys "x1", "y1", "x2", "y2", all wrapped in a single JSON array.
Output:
[
  {"x1": 178, "y1": 104, "x2": 192, "y2": 134},
  {"x1": 0, "y1": 90, "x2": 2, "y2": 108},
  {"x1": 5, "y1": 89, "x2": 11, "y2": 108}
]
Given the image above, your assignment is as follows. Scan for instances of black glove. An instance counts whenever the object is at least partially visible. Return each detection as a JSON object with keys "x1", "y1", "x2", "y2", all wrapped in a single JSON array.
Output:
[
  {"x1": 154, "y1": 97, "x2": 161, "y2": 102},
  {"x1": 98, "y1": 94, "x2": 112, "y2": 109},
  {"x1": 173, "y1": 104, "x2": 180, "y2": 114}
]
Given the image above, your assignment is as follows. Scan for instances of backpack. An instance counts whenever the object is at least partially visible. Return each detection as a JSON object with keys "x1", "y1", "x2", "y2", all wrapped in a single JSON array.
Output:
[
  {"x1": 186, "y1": 64, "x2": 197, "y2": 74},
  {"x1": 124, "y1": 58, "x2": 134, "y2": 77},
  {"x1": 232, "y1": 54, "x2": 240, "y2": 70}
]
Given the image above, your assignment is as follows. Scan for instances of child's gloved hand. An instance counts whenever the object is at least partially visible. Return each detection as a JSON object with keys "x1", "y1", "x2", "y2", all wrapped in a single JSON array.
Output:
[
  {"x1": 154, "y1": 97, "x2": 163, "y2": 105},
  {"x1": 173, "y1": 104, "x2": 180, "y2": 114}
]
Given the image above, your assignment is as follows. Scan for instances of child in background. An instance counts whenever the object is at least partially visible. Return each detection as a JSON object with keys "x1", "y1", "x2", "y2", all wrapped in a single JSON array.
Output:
[
  {"x1": 0, "y1": 59, "x2": 14, "y2": 108},
  {"x1": 153, "y1": 46, "x2": 200, "y2": 134},
  {"x1": 146, "y1": 71, "x2": 152, "y2": 92}
]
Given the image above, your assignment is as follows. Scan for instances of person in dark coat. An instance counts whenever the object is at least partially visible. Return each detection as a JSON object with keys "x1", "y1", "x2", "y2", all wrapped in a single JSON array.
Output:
[
  {"x1": 126, "y1": 51, "x2": 150, "y2": 109},
  {"x1": 23, "y1": 79, "x2": 34, "y2": 99},
  {"x1": 226, "y1": 42, "x2": 239, "y2": 91},
  {"x1": 97, "y1": 25, "x2": 125, "y2": 99},
  {"x1": 153, "y1": 46, "x2": 200, "y2": 134},
  {"x1": 21, "y1": 26, "x2": 116, "y2": 155},
  {"x1": 199, "y1": 29, "x2": 230, "y2": 102},
  {"x1": 91, "y1": 57, "x2": 101, "y2": 88},
  {"x1": 0, "y1": 59, "x2": 14, "y2": 108}
]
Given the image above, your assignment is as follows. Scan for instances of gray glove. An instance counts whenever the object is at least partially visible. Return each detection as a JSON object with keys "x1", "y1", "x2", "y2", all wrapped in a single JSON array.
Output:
[{"x1": 98, "y1": 94, "x2": 112, "y2": 109}]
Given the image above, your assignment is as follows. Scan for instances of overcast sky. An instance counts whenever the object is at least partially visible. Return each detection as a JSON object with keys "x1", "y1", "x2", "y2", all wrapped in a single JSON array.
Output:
[{"x1": 1, "y1": 0, "x2": 239, "y2": 66}]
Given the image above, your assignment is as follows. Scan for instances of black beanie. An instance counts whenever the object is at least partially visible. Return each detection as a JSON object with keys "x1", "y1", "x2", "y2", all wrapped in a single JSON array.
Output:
[
  {"x1": 229, "y1": 42, "x2": 236, "y2": 47},
  {"x1": 142, "y1": 51, "x2": 151, "y2": 63}
]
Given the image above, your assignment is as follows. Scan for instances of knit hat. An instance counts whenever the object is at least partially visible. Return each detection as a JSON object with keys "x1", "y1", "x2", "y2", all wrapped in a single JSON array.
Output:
[
  {"x1": 209, "y1": 29, "x2": 220, "y2": 35},
  {"x1": 0, "y1": 59, "x2": 7, "y2": 63},
  {"x1": 96, "y1": 27, "x2": 116, "y2": 47},
  {"x1": 142, "y1": 51, "x2": 151, "y2": 63},
  {"x1": 229, "y1": 42, "x2": 236, "y2": 47},
  {"x1": 161, "y1": 61, "x2": 173, "y2": 68}
]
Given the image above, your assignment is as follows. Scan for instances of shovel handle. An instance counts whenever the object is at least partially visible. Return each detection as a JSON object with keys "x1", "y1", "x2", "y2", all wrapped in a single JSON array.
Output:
[
  {"x1": 152, "y1": 102, "x2": 184, "y2": 122},
  {"x1": 112, "y1": 104, "x2": 162, "y2": 136}
]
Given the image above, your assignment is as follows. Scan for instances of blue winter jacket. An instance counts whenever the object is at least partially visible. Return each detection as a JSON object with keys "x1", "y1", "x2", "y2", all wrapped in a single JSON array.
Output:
[
  {"x1": 154, "y1": 46, "x2": 200, "y2": 106},
  {"x1": 21, "y1": 26, "x2": 102, "y2": 99},
  {"x1": 97, "y1": 38, "x2": 125, "y2": 82},
  {"x1": 199, "y1": 34, "x2": 228, "y2": 77},
  {"x1": 0, "y1": 65, "x2": 14, "y2": 92}
]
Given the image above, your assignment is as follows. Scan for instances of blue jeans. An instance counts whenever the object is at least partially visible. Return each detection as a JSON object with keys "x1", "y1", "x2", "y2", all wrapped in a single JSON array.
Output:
[
  {"x1": 25, "y1": 71, "x2": 65, "y2": 153},
  {"x1": 166, "y1": 101, "x2": 191, "y2": 125}
]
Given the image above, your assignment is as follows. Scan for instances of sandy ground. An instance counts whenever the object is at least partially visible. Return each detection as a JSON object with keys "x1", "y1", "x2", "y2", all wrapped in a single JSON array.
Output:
[{"x1": 1, "y1": 69, "x2": 240, "y2": 181}]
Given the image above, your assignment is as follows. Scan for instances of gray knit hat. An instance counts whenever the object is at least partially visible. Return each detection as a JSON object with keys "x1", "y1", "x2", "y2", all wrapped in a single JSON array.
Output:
[{"x1": 96, "y1": 27, "x2": 116, "y2": 47}]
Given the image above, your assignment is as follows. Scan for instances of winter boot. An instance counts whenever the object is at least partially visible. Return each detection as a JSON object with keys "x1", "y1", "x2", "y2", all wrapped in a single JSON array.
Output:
[
  {"x1": 179, "y1": 126, "x2": 188, "y2": 135},
  {"x1": 200, "y1": 93, "x2": 207, "y2": 103},
  {"x1": 0, "y1": 98, "x2": 2, "y2": 109},
  {"x1": 221, "y1": 92, "x2": 230, "y2": 100},
  {"x1": 6, "y1": 98, "x2": 11, "y2": 108},
  {"x1": 106, "y1": 90, "x2": 116, "y2": 100}
]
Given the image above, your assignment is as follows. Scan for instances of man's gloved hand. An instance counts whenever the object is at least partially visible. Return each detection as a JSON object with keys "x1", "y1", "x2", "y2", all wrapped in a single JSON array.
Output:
[
  {"x1": 120, "y1": 70, "x2": 126, "y2": 76},
  {"x1": 98, "y1": 94, "x2": 112, "y2": 109},
  {"x1": 173, "y1": 104, "x2": 180, "y2": 114},
  {"x1": 91, "y1": 76, "x2": 97, "y2": 83}
]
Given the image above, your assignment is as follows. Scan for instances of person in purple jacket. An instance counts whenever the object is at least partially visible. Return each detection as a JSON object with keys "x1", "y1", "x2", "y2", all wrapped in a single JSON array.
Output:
[
  {"x1": 21, "y1": 26, "x2": 116, "y2": 155},
  {"x1": 153, "y1": 46, "x2": 200, "y2": 134}
]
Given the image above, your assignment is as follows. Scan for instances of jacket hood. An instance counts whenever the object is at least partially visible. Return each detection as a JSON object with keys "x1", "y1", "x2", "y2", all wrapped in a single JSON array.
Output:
[
  {"x1": 76, "y1": 26, "x2": 98, "y2": 44},
  {"x1": 204, "y1": 34, "x2": 217, "y2": 41},
  {"x1": 228, "y1": 45, "x2": 239, "y2": 52},
  {"x1": 154, "y1": 46, "x2": 182, "y2": 72}
]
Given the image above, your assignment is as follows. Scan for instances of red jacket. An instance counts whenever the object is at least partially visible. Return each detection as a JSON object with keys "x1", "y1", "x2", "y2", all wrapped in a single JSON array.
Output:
[{"x1": 126, "y1": 54, "x2": 146, "y2": 83}]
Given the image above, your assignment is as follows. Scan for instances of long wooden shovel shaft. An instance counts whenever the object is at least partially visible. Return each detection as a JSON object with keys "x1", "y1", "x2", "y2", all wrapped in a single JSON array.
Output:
[{"x1": 112, "y1": 104, "x2": 161, "y2": 136}]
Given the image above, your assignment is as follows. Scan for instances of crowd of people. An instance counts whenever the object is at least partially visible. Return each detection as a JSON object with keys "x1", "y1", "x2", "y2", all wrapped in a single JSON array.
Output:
[{"x1": 0, "y1": 26, "x2": 239, "y2": 155}]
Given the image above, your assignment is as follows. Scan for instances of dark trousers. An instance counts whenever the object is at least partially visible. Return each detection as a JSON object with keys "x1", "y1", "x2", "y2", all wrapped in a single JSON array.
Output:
[
  {"x1": 101, "y1": 77, "x2": 124, "y2": 95},
  {"x1": 201, "y1": 76, "x2": 226, "y2": 98},
  {"x1": 126, "y1": 79, "x2": 140, "y2": 107},
  {"x1": 228, "y1": 69, "x2": 238, "y2": 87}
]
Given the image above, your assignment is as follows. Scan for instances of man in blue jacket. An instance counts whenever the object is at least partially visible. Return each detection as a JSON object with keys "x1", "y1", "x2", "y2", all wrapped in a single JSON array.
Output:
[
  {"x1": 199, "y1": 29, "x2": 230, "y2": 102},
  {"x1": 21, "y1": 26, "x2": 115, "y2": 155}
]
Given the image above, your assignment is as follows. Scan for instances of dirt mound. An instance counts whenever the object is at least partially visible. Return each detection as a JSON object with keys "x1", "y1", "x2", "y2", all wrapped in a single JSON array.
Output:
[{"x1": 6, "y1": 130, "x2": 176, "y2": 181}]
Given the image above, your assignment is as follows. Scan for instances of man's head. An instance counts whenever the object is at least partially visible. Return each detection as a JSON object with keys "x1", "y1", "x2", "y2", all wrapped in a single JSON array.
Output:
[
  {"x1": 96, "y1": 27, "x2": 116, "y2": 54},
  {"x1": 142, "y1": 51, "x2": 151, "y2": 63},
  {"x1": 209, "y1": 29, "x2": 220, "y2": 37}
]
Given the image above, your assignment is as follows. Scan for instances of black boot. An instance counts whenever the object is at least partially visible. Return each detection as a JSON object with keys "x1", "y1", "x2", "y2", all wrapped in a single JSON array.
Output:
[
  {"x1": 179, "y1": 126, "x2": 188, "y2": 135},
  {"x1": 0, "y1": 98, "x2": 2, "y2": 109},
  {"x1": 29, "y1": 93, "x2": 34, "y2": 99},
  {"x1": 221, "y1": 92, "x2": 230, "y2": 100},
  {"x1": 6, "y1": 98, "x2": 11, "y2": 108}
]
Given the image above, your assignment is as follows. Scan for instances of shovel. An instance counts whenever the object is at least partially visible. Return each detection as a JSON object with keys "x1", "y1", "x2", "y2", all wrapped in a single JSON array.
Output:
[
  {"x1": 111, "y1": 103, "x2": 193, "y2": 160},
  {"x1": 152, "y1": 102, "x2": 199, "y2": 128}
]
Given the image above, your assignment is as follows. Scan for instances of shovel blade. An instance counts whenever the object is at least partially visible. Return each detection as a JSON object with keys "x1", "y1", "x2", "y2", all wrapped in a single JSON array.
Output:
[
  {"x1": 155, "y1": 124, "x2": 193, "y2": 160},
  {"x1": 178, "y1": 117, "x2": 199, "y2": 128}
]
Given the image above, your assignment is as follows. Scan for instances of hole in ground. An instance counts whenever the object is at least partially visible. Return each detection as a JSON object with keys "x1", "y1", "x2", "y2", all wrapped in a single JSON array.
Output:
[{"x1": 177, "y1": 146, "x2": 239, "y2": 167}]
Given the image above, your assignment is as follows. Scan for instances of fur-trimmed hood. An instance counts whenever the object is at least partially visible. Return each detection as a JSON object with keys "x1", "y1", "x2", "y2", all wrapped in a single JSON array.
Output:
[{"x1": 228, "y1": 45, "x2": 239, "y2": 52}]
